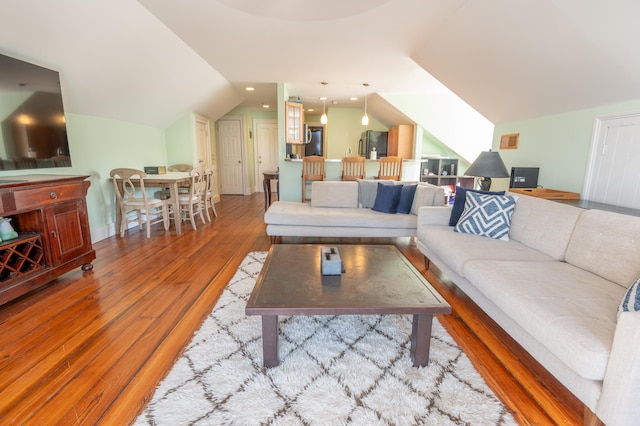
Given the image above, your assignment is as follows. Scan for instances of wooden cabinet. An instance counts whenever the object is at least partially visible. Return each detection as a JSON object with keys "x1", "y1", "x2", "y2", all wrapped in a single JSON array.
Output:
[
  {"x1": 0, "y1": 175, "x2": 95, "y2": 305},
  {"x1": 387, "y1": 124, "x2": 414, "y2": 158},
  {"x1": 420, "y1": 157, "x2": 474, "y2": 191},
  {"x1": 285, "y1": 101, "x2": 305, "y2": 144}
]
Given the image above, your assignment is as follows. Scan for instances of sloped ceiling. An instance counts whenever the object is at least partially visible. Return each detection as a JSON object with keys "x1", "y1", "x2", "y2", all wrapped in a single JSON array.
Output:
[
  {"x1": 411, "y1": 0, "x2": 640, "y2": 123},
  {"x1": 1, "y1": 0, "x2": 639, "y2": 128},
  {"x1": 0, "y1": 0, "x2": 242, "y2": 127}
]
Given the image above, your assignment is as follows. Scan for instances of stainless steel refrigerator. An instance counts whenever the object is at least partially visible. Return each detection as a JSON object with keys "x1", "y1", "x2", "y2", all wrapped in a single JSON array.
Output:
[
  {"x1": 358, "y1": 130, "x2": 388, "y2": 157},
  {"x1": 304, "y1": 125, "x2": 324, "y2": 156}
]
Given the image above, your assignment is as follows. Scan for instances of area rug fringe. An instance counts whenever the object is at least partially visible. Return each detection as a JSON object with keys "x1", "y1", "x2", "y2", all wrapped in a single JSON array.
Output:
[{"x1": 135, "y1": 251, "x2": 515, "y2": 426}]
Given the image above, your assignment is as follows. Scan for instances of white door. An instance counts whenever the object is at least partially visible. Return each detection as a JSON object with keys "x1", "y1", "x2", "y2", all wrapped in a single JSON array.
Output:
[
  {"x1": 195, "y1": 115, "x2": 211, "y2": 168},
  {"x1": 583, "y1": 111, "x2": 640, "y2": 208},
  {"x1": 217, "y1": 117, "x2": 244, "y2": 195},
  {"x1": 254, "y1": 119, "x2": 279, "y2": 193}
]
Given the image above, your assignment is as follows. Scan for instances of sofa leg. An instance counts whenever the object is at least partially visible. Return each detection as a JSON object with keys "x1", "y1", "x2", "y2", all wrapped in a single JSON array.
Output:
[{"x1": 424, "y1": 256, "x2": 430, "y2": 270}]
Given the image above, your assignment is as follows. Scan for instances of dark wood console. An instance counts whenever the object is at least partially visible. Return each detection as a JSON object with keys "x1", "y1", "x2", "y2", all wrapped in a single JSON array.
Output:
[{"x1": 0, "y1": 175, "x2": 95, "y2": 305}]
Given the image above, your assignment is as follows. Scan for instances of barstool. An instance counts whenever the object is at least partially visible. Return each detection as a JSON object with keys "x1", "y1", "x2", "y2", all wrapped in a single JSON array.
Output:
[
  {"x1": 341, "y1": 156, "x2": 365, "y2": 181},
  {"x1": 301, "y1": 156, "x2": 325, "y2": 201},
  {"x1": 377, "y1": 156, "x2": 403, "y2": 181}
]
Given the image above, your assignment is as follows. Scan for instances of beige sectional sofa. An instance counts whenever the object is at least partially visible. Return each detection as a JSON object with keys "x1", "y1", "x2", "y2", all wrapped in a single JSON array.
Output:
[
  {"x1": 264, "y1": 180, "x2": 445, "y2": 238},
  {"x1": 416, "y1": 192, "x2": 640, "y2": 426}
]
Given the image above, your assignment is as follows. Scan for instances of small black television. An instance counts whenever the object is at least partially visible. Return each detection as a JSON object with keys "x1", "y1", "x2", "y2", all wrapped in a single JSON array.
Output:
[
  {"x1": 510, "y1": 167, "x2": 539, "y2": 188},
  {"x1": 0, "y1": 53, "x2": 71, "y2": 170}
]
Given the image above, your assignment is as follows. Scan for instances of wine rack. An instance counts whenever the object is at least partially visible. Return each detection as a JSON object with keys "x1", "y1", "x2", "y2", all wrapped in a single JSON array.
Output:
[{"x1": 0, "y1": 233, "x2": 45, "y2": 285}]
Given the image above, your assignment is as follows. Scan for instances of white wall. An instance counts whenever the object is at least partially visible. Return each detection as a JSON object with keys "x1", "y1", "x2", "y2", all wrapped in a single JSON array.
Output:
[{"x1": 381, "y1": 90, "x2": 494, "y2": 163}]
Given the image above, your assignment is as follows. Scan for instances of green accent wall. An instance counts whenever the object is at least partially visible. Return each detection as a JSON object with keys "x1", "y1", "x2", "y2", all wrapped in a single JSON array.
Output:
[
  {"x1": 324, "y1": 107, "x2": 387, "y2": 159},
  {"x1": 492, "y1": 99, "x2": 640, "y2": 192},
  {"x1": 165, "y1": 113, "x2": 195, "y2": 165}
]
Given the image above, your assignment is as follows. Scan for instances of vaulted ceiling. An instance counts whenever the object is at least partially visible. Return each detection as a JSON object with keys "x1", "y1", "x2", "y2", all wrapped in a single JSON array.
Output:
[{"x1": 1, "y1": 0, "x2": 639, "y2": 128}]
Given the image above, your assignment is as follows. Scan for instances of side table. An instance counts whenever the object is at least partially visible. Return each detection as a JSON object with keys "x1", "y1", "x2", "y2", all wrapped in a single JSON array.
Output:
[{"x1": 263, "y1": 171, "x2": 279, "y2": 210}]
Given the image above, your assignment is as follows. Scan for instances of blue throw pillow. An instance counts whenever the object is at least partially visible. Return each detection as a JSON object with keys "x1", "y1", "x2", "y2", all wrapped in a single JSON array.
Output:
[
  {"x1": 449, "y1": 186, "x2": 506, "y2": 226},
  {"x1": 372, "y1": 183, "x2": 403, "y2": 214},
  {"x1": 454, "y1": 192, "x2": 518, "y2": 241},
  {"x1": 397, "y1": 184, "x2": 417, "y2": 214},
  {"x1": 618, "y1": 277, "x2": 640, "y2": 318}
]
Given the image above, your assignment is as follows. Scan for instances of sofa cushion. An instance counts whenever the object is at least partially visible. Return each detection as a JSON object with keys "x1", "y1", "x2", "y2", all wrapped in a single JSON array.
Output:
[
  {"x1": 463, "y1": 260, "x2": 625, "y2": 381},
  {"x1": 311, "y1": 181, "x2": 358, "y2": 208},
  {"x1": 565, "y1": 209, "x2": 640, "y2": 288},
  {"x1": 357, "y1": 179, "x2": 395, "y2": 208},
  {"x1": 454, "y1": 192, "x2": 517, "y2": 241},
  {"x1": 372, "y1": 183, "x2": 402, "y2": 214},
  {"x1": 507, "y1": 193, "x2": 583, "y2": 261},
  {"x1": 449, "y1": 187, "x2": 505, "y2": 226},
  {"x1": 416, "y1": 225, "x2": 554, "y2": 277},
  {"x1": 265, "y1": 202, "x2": 416, "y2": 229},
  {"x1": 411, "y1": 184, "x2": 445, "y2": 215},
  {"x1": 619, "y1": 277, "x2": 640, "y2": 317},
  {"x1": 397, "y1": 184, "x2": 417, "y2": 214}
]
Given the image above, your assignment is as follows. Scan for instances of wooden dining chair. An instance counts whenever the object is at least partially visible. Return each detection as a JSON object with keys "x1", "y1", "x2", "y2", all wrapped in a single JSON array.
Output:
[
  {"x1": 167, "y1": 164, "x2": 193, "y2": 172},
  {"x1": 341, "y1": 156, "x2": 366, "y2": 181},
  {"x1": 154, "y1": 164, "x2": 194, "y2": 200},
  {"x1": 377, "y1": 156, "x2": 403, "y2": 181},
  {"x1": 174, "y1": 166, "x2": 207, "y2": 230},
  {"x1": 302, "y1": 155, "x2": 325, "y2": 202},
  {"x1": 110, "y1": 168, "x2": 169, "y2": 238},
  {"x1": 202, "y1": 166, "x2": 218, "y2": 221}
]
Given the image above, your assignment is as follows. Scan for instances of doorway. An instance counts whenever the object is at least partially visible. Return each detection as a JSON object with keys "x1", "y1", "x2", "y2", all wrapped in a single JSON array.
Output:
[
  {"x1": 195, "y1": 114, "x2": 211, "y2": 168},
  {"x1": 583, "y1": 111, "x2": 640, "y2": 208},
  {"x1": 216, "y1": 115, "x2": 245, "y2": 195},
  {"x1": 254, "y1": 119, "x2": 278, "y2": 193}
]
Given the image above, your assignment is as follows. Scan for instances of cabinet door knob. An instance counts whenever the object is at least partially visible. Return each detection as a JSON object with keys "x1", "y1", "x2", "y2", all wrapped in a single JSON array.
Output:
[
  {"x1": 51, "y1": 230, "x2": 57, "y2": 238},
  {"x1": 50, "y1": 192, "x2": 57, "y2": 199}
]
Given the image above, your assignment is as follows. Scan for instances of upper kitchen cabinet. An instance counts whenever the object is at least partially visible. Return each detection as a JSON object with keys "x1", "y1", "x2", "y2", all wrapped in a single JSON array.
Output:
[
  {"x1": 388, "y1": 124, "x2": 415, "y2": 159},
  {"x1": 285, "y1": 101, "x2": 305, "y2": 144}
]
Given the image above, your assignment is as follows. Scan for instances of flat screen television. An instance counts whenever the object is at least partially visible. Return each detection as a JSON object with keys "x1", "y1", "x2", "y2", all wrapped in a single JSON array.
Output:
[{"x1": 0, "y1": 53, "x2": 71, "y2": 170}]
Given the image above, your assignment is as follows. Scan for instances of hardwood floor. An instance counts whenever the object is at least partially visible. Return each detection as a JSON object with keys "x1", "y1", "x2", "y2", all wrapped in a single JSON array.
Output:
[{"x1": 0, "y1": 193, "x2": 583, "y2": 425}]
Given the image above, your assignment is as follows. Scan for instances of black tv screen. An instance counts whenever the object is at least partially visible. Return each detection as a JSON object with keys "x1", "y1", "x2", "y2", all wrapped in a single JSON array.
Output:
[
  {"x1": 510, "y1": 167, "x2": 539, "y2": 188},
  {"x1": 0, "y1": 53, "x2": 71, "y2": 170}
]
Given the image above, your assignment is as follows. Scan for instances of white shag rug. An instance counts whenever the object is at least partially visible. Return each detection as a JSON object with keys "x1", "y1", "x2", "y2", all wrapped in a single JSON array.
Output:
[{"x1": 136, "y1": 251, "x2": 516, "y2": 425}]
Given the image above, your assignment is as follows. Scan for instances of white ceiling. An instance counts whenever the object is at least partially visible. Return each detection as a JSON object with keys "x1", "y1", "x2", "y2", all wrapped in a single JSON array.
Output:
[{"x1": 1, "y1": 0, "x2": 639, "y2": 128}]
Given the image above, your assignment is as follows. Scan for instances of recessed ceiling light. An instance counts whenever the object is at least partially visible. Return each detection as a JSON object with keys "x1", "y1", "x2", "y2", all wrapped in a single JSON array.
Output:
[
  {"x1": 350, "y1": 97, "x2": 358, "y2": 101},
  {"x1": 245, "y1": 87, "x2": 255, "y2": 91},
  {"x1": 307, "y1": 108, "x2": 315, "y2": 112},
  {"x1": 319, "y1": 96, "x2": 327, "y2": 101},
  {"x1": 262, "y1": 103, "x2": 270, "y2": 108}
]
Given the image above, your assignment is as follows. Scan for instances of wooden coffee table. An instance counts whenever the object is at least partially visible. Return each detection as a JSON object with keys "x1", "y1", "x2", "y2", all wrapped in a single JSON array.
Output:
[{"x1": 245, "y1": 244, "x2": 451, "y2": 367}]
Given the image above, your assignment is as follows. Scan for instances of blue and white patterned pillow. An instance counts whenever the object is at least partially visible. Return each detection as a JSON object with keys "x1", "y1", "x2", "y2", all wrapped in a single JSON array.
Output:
[
  {"x1": 454, "y1": 192, "x2": 518, "y2": 241},
  {"x1": 618, "y1": 277, "x2": 640, "y2": 318}
]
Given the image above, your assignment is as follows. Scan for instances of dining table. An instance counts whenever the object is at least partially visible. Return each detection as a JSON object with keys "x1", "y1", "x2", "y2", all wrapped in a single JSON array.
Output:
[{"x1": 113, "y1": 172, "x2": 191, "y2": 236}]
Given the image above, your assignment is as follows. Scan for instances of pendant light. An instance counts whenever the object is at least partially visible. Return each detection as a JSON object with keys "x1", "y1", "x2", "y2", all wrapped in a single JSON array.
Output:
[
  {"x1": 361, "y1": 83, "x2": 370, "y2": 126},
  {"x1": 320, "y1": 82, "x2": 328, "y2": 125}
]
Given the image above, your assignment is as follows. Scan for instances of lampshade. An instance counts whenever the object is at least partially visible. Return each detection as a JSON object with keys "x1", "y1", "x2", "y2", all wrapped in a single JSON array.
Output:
[{"x1": 465, "y1": 150, "x2": 509, "y2": 191}]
